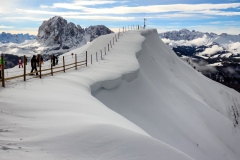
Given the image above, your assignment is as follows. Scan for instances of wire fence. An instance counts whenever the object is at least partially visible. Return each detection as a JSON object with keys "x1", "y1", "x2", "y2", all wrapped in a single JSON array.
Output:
[{"x1": 0, "y1": 25, "x2": 142, "y2": 87}]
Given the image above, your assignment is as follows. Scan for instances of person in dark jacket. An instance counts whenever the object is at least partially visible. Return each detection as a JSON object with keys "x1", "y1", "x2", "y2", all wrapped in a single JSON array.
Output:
[
  {"x1": 30, "y1": 55, "x2": 38, "y2": 75},
  {"x1": 52, "y1": 54, "x2": 56, "y2": 66},
  {"x1": 0, "y1": 58, "x2": 2, "y2": 79}
]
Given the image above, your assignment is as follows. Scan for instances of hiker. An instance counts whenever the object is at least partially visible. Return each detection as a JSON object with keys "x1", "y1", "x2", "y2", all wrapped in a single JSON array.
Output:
[
  {"x1": 18, "y1": 57, "x2": 23, "y2": 68},
  {"x1": 55, "y1": 55, "x2": 59, "y2": 65},
  {"x1": 36, "y1": 54, "x2": 40, "y2": 67},
  {"x1": 0, "y1": 58, "x2": 2, "y2": 79},
  {"x1": 52, "y1": 54, "x2": 56, "y2": 66},
  {"x1": 30, "y1": 55, "x2": 38, "y2": 75}
]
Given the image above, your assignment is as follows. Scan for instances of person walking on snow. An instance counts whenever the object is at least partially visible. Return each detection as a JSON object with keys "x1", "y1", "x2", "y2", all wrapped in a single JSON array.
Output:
[
  {"x1": 52, "y1": 54, "x2": 56, "y2": 66},
  {"x1": 0, "y1": 57, "x2": 2, "y2": 79},
  {"x1": 55, "y1": 55, "x2": 58, "y2": 65},
  {"x1": 18, "y1": 57, "x2": 23, "y2": 68},
  {"x1": 30, "y1": 55, "x2": 38, "y2": 75}
]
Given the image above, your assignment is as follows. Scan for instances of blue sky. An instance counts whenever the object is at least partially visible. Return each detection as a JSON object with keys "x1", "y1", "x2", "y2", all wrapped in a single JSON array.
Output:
[{"x1": 0, "y1": 0, "x2": 240, "y2": 35}]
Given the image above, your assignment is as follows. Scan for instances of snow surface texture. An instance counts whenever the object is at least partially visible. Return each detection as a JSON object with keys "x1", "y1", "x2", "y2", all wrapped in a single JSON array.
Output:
[{"x1": 1, "y1": 29, "x2": 240, "y2": 160}]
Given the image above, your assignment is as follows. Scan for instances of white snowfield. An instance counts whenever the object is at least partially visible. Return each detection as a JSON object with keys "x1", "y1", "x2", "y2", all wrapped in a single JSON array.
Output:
[{"x1": 1, "y1": 29, "x2": 240, "y2": 160}]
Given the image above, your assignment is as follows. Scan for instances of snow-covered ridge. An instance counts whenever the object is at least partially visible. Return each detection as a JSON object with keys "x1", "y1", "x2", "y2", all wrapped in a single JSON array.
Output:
[
  {"x1": 1, "y1": 29, "x2": 240, "y2": 160},
  {"x1": 0, "y1": 32, "x2": 36, "y2": 44}
]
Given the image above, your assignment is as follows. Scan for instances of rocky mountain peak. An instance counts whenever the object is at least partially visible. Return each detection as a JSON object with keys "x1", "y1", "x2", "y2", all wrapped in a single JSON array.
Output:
[
  {"x1": 37, "y1": 16, "x2": 113, "y2": 50},
  {"x1": 85, "y1": 25, "x2": 113, "y2": 41},
  {"x1": 37, "y1": 16, "x2": 85, "y2": 49}
]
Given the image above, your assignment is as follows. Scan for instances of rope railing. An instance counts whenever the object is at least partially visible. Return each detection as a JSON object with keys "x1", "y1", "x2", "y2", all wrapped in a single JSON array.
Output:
[{"x1": 0, "y1": 25, "x2": 142, "y2": 87}]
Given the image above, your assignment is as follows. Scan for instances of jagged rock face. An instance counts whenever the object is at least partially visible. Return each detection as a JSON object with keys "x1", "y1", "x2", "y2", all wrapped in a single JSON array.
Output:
[
  {"x1": 37, "y1": 16, "x2": 85, "y2": 49},
  {"x1": 37, "y1": 16, "x2": 113, "y2": 49},
  {"x1": 85, "y1": 25, "x2": 113, "y2": 41}
]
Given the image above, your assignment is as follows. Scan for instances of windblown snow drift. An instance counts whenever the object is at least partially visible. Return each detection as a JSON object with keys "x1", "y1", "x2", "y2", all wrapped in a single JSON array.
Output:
[{"x1": 1, "y1": 29, "x2": 240, "y2": 160}]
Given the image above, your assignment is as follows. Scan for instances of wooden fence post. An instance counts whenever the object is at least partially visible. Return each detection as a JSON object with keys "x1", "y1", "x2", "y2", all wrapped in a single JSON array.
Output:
[
  {"x1": 75, "y1": 54, "x2": 77, "y2": 70},
  {"x1": 91, "y1": 54, "x2": 92, "y2": 64},
  {"x1": 50, "y1": 55, "x2": 53, "y2": 76},
  {"x1": 115, "y1": 35, "x2": 117, "y2": 42},
  {"x1": 96, "y1": 52, "x2": 98, "y2": 62},
  {"x1": 100, "y1": 50, "x2": 103, "y2": 60},
  {"x1": 39, "y1": 55, "x2": 42, "y2": 79},
  {"x1": 113, "y1": 37, "x2": 114, "y2": 45},
  {"x1": 63, "y1": 56, "x2": 65, "y2": 73},
  {"x1": 110, "y1": 41, "x2": 112, "y2": 48},
  {"x1": 86, "y1": 51, "x2": 87, "y2": 66},
  {"x1": 108, "y1": 44, "x2": 109, "y2": 51},
  {"x1": 1, "y1": 54, "x2": 5, "y2": 87},
  {"x1": 24, "y1": 55, "x2": 26, "y2": 81},
  {"x1": 51, "y1": 64, "x2": 53, "y2": 76},
  {"x1": 105, "y1": 47, "x2": 106, "y2": 55}
]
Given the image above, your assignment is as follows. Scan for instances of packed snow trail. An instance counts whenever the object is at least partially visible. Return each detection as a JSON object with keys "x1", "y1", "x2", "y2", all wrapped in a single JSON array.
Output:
[{"x1": 0, "y1": 30, "x2": 194, "y2": 160}]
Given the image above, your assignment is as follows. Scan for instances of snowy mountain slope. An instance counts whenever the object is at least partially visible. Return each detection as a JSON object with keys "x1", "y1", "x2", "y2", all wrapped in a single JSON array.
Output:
[
  {"x1": 94, "y1": 30, "x2": 240, "y2": 160},
  {"x1": 0, "y1": 29, "x2": 240, "y2": 160},
  {"x1": 0, "y1": 32, "x2": 35, "y2": 44},
  {"x1": 0, "y1": 30, "x2": 193, "y2": 160}
]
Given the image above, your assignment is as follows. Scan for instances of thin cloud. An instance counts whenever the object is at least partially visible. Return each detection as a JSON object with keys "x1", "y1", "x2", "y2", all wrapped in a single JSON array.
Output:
[
  {"x1": 41, "y1": 0, "x2": 129, "y2": 9},
  {"x1": 209, "y1": 21, "x2": 221, "y2": 24},
  {"x1": 16, "y1": 9, "x2": 84, "y2": 16},
  {"x1": 146, "y1": 13, "x2": 206, "y2": 19},
  {"x1": 0, "y1": 25, "x2": 14, "y2": 29},
  {"x1": 1, "y1": 16, "x2": 45, "y2": 22},
  {"x1": 190, "y1": 9, "x2": 240, "y2": 16},
  {"x1": 8, "y1": 9, "x2": 134, "y2": 22},
  {"x1": 41, "y1": 3, "x2": 240, "y2": 14},
  {"x1": 64, "y1": 15, "x2": 135, "y2": 21}
]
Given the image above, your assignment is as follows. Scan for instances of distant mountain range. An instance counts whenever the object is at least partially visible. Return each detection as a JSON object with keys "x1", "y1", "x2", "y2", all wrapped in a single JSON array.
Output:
[
  {"x1": 159, "y1": 29, "x2": 240, "y2": 59},
  {"x1": 160, "y1": 29, "x2": 240, "y2": 93},
  {"x1": 0, "y1": 16, "x2": 113, "y2": 57},
  {"x1": 0, "y1": 32, "x2": 36, "y2": 43}
]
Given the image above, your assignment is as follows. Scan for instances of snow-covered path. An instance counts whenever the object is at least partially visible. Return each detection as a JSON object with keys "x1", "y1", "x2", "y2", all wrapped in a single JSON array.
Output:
[{"x1": 1, "y1": 29, "x2": 240, "y2": 160}]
